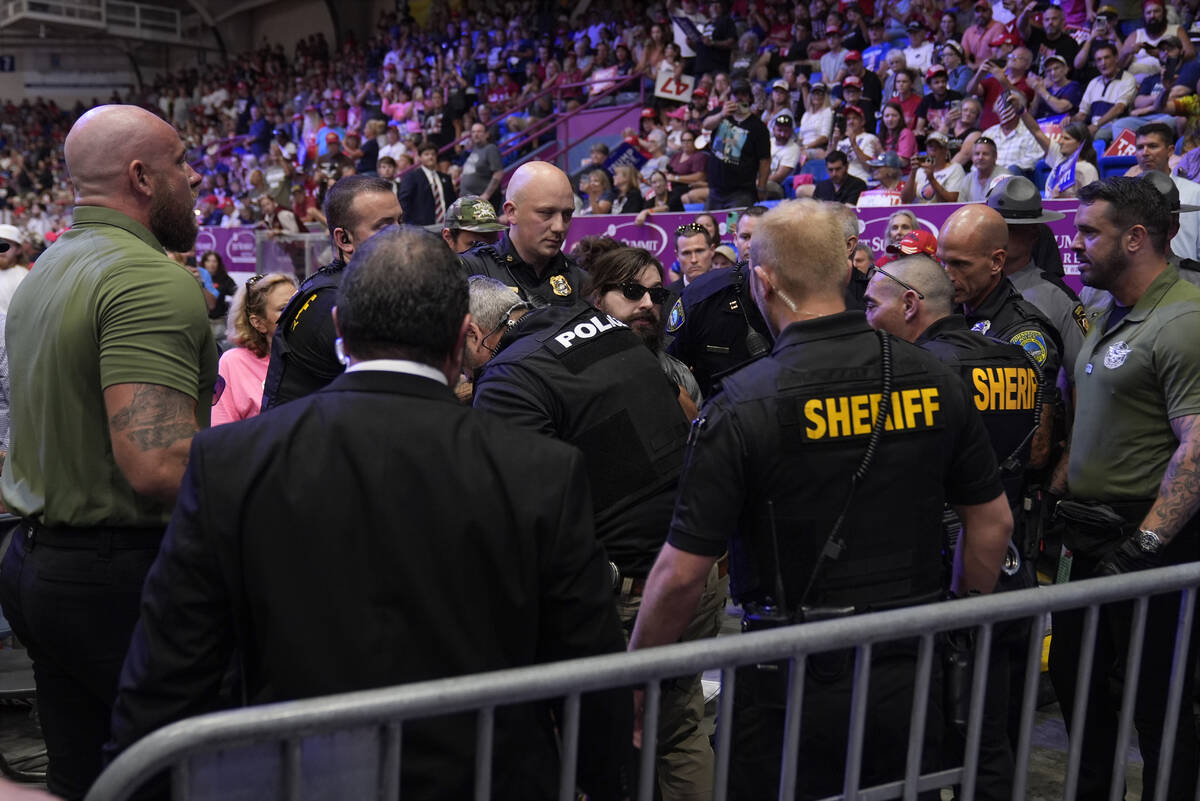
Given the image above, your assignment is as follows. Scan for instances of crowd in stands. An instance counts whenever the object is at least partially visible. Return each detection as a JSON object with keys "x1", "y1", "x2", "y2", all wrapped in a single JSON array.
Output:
[{"x1": 0, "y1": 0, "x2": 1198, "y2": 270}]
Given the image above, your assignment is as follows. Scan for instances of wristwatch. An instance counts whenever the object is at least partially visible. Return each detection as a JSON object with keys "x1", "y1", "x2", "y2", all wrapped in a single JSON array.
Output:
[{"x1": 1137, "y1": 528, "x2": 1164, "y2": 554}]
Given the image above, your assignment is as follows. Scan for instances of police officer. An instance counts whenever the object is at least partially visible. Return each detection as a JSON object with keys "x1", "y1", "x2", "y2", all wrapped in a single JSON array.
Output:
[
  {"x1": 261, "y1": 175, "x2": 403, "y2": 410},
  {"x1": 987, "y1": 177, "x2": 1088, "y2": 379},
  {"x1": 1080, "y1": 171, "x2": 1200, "y2": 317},
  {"x1": 939, "y1": 204, "x2": 1062, "y2": 473},
  {"x1": 629, "y1": 200, "x2": 1012, "y2": 800},
  {"x1": 666, "y1": 207, "x2": 772, "y2": 397},
  {"x1": 471, "y1": 294, "x2": 722, "y2": 801},
  {"x1": 864, "y1": 248, "x2": 1042, "y2": 801},
  {"x1": 458, "y1": 161, "x2": 588, "y2": 307}
]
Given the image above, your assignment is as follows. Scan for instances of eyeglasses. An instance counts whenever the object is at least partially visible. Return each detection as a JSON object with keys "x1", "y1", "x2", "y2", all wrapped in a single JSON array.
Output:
[
  {"x1": 867, "y1": 265, "x2": 926, "y2": 299},
  {"x1": 606, "y1": 282, "x2": 672, "y2": 305},
  {"x1": 246, "y1": 273, "x2": 266, "y2": 288}
]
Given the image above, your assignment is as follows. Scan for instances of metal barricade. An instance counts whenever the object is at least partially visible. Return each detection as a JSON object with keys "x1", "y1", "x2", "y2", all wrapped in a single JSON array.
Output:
[
  {"x1": 253, "y1": 231, "x2": 332, "y2": 281},
  {"x1": 85, "y1": 563, "x2": 1200, "y2": 801}
]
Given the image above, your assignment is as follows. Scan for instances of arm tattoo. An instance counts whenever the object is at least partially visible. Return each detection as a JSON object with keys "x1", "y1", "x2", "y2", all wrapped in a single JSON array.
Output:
[
  {"x1": 109, "y1": 384, "x2": 198, "y2": 452},
  {"x1": 1143, "y1": 415, "x2": 1200, "y2": 543}
]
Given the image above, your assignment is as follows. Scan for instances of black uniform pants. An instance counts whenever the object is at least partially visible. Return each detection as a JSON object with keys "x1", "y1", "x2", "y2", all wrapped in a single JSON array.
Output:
[
  {"x1": 705, "y1": 188, "x2": 759, "y2": 212},
  {"x1": 0, "y1": 523, "x2": 161, "y2": 800},
  {"x1": 1048, "y1": 540, "x2": 1200, "y2": 801},
  {"x1": 727, "y1": 641, "x2": 944, "y2": 801}
]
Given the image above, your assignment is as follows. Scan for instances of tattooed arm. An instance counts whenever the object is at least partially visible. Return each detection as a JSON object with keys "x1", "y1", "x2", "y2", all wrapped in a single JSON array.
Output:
[
  {"x1": 1140, "y1": 414, "x2": 1200, "y2": 544},
  {"x1": 104, "y1": 383, "x2": 199, "y2": 504}
]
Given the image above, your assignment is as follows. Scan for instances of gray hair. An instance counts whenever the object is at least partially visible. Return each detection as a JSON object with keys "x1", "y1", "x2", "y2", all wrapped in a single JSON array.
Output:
[
  {"x1": 468, "y1": 275, "x2": 523, "y2": 333},
  {"x1": 889, "y1": 255, "x2": 957, "y2": 316}
]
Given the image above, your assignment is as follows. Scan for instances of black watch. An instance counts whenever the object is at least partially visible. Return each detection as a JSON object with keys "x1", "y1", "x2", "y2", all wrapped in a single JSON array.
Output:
[{"x1": 1136, "y1": 528, "x2": 1164, "y2": 554}]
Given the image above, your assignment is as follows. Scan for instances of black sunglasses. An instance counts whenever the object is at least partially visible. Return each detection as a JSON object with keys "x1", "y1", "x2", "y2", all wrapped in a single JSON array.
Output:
[
  {"x1": 867, "y1": 265, "x2": 926, "y2": 299},
  {"x1": 607, "y1": 282, "x2": 671, "y2": 305}
]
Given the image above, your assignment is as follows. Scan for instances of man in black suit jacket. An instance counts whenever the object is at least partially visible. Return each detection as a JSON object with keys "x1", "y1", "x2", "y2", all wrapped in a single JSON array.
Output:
[
  {"x1": 107, "y1": 227, "x2": 631, "y2": 801},
  {"x1": 812, "y1": 150, "x2": 868, "y2": 205},
  {"x1": 397, "y1": 140, "x2": 457, "y2": 226}
]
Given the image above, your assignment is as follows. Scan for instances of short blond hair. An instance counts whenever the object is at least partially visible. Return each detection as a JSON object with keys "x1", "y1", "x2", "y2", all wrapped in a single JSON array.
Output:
[
  {"x1": 748, "y1": 199, "x2": 847, "y2": 299},
  {"x1": 227, "y1": 272, "x2": 298, "y2": 357}
]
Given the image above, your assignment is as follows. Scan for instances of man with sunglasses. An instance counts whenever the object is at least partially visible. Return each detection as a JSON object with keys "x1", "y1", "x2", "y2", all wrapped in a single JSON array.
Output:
[
  {"x1": 666, "y1": 208, "x2": 773, "y2": 398},
  {"x1": 864, "y1": 245, "x2": 1044, "y2": 801},
  {"x1": 0, "y1": 224, "x2": 27, "y2": 315},
  {"x1": 586, "y1": 246, "x2": 703, "y2": 411}
]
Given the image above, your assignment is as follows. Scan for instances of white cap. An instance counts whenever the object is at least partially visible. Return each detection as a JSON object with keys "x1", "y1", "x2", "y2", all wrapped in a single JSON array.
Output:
[{"x1": 0, "y1": 224, "x2": 23, "y2": 245}]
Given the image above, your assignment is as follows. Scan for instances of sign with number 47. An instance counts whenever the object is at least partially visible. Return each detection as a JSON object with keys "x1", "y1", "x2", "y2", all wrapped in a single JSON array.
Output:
[{"x1": 655, "y1": 71, "x2": 695, "y2": 103}]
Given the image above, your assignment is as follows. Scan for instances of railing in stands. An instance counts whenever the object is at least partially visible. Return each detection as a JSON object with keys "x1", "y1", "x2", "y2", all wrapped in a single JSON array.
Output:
[{"x1": 85, "y1": 562, "x2": 1200, "y2": 801}]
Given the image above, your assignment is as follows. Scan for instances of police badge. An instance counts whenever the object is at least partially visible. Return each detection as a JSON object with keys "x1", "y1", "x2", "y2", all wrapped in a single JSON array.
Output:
[
  {"x1": 666, "y1": 298, "x2": 685, "y2": 332},
  {"x1": 971, "y1": 319, "x2": 992, "y2": 335},
  {"x1": 549, "y1": 274, "x2": 572, "y2": 297},
  {"x1": 1104, "y1": 341, "x2": 1131, "y2": 369}
]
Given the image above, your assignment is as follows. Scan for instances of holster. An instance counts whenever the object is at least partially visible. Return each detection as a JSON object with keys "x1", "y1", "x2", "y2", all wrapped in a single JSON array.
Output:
[{"x1": 1052, "y1": 498, "x2": 1148, "y2": 559}]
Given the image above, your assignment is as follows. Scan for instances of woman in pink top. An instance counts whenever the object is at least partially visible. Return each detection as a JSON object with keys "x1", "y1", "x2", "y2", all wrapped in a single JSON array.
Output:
[{"x1": 212, "y1": 272, "x2": 297, "y2": 425}]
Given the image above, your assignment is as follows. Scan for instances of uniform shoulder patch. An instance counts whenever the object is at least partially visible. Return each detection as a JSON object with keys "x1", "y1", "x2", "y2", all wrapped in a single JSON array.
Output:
[
  {"x1": 1071, "y1": 303, "x2": 1089, "y2": 336},
  {"x1": 666, "y1": 297, "x2": 685, "y2": 332},
  {"x1": 1010, "y1": 329, "x2": 1048, "y2": 366},
  {"x1": 971, "y1": 319, "x2": 991, "y2": 335}
]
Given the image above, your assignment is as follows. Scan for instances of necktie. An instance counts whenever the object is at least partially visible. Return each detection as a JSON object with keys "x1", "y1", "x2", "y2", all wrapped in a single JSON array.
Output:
[{"x1": 428, "y1": 168, "x2": 445, "y2": 224}]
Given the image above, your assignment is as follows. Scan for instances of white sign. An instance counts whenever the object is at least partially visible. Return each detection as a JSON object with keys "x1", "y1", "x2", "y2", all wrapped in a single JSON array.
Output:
[{"x1": 655, "y1": 70, "x2": 695, "y2": 103}]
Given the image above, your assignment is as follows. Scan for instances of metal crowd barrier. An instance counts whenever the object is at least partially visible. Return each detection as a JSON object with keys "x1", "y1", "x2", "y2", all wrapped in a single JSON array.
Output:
[{"x1": 85, "y1": 563, "x2": 1200, "y2": 801}]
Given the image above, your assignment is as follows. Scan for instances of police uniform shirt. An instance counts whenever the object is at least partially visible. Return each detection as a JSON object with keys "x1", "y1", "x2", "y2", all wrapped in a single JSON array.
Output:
[
  {"x1": 961, "y1": 277, "x2": 1063, "y2": 389},
  {"x1": 667, "y1": 311, "x2": 1003, "y2": 610},
  {"x1": 458, "y1": 235, "x2": 588, "y2": 308},
  {"x1": 473, "y1": 304, "x2": 690, "y2": 578},
  {"x1": 1007, "y1": 260, "x2": 1088, "y2": 379},
  {"x1": 1070, "y1": 266, "x2": 1200, "y2": 502},
  {"x1": 916, "y1": 314, "x2": 1041, "y2": 503},
  {"x1": 665, "y1": 265, "x2": 773, "y2": 398},
  {"x1": 261, "y1": 261, "x2": 344, "y2": 411}
]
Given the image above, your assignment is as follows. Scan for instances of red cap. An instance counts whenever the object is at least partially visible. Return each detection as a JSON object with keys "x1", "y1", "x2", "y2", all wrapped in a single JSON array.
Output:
[
  {"x1": 874, "y1": 252, "x2": 897, "y2": 268},
  {"x1": 886, "y1": 229, "x2": 939, "y2": 257},
  {"x1": 825, "y1": 24, "x2": 842, "y2": 34},
  {"x1": 843, "y1": 76, "x2": 863, "y2": 88},
  {"x1": 842, "y1": 104, "x2": 865, "y2": 117},
  {"x1": 692, "y1": 86, "x2": 709, "y2": 98},
  {"x1": 844, "y1": 49, "x2": 862, "y2": 61},
  {"x1": 990, "y1": 30, "x2": 1020, "y2": 47},
  {"x1": 202, "y1": 194, "x2": 220, "y2": 205},
  {"x1": 925, "y1": 64, "x2": 947, "y2": 80},
  {"x1": 325, "y1": 131, "x2": 340, "y2": 142},
  {"x1": 641, "y1": 107, "x2": 656, "y2": 118}
]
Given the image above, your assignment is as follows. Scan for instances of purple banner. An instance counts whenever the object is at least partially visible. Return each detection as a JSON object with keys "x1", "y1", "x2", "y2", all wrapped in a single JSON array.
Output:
[
  {"x1": 563, "y1": 200, "x2": 1083, "y2": 293},
  {"x1": 195, "y1": 226, "x2": 258, "y2": 268}
]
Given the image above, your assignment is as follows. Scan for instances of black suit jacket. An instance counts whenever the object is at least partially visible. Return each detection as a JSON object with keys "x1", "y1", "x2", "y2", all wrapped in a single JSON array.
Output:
[
  {"x1": 813, "y1": 174, "x2": 868, "y2": 205},
  {"x1": 109, "y1": 371, "x2": 631, "y2": 800},
  {"x1": 397, "y1": 166, "x2": 458, "y2": 226}
]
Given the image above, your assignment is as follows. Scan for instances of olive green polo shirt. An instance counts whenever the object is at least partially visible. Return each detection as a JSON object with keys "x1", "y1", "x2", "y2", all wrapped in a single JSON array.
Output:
[
  {"x1": 1069, "y1": 266, "x2": 1200, "y2": 501},
  {"x1": 0, "y1": 206, "x2": 217, "y2": 528}
]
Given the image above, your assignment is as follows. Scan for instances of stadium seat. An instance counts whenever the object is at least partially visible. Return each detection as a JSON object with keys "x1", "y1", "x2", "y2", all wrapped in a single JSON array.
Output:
[
  {"x1": 801, "y1": 159, "x2": 828, "y2": 182},
  {"x1": 683, "y1": 202, "x2": 704, "y2": 212},
  {"x1": 1099, "y1": 155, "x2": 1136, "y2": 178},
  {"x1": 1033, "y1": 159, "x2": 1049, "y2": 192}
]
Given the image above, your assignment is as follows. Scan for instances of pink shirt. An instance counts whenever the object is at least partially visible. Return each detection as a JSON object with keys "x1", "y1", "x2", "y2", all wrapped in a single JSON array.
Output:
[{"x1": 212, "y1": 346, "x2": 269, "y2": 426}]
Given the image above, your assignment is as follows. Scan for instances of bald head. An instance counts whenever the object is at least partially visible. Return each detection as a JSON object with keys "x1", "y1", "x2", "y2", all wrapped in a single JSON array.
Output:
[
  {"x1": 66, "y1": 105, "x2": 182, "y2": 202},
  {"x1": 864, "y1": 255, "x2": 956, "y2": 340},
  {"x1": 939, "y1": 205, "x2": 1009, "y2": 310},
  {"x1": 502, "y1": 160, "x2": 576, "y2": 270},
  {"x1": 65, "y1": 105, "x2": 201, "y2": 251},
  {"x1": 888, "y1": 255, "x2": 956, "y2": 316}
]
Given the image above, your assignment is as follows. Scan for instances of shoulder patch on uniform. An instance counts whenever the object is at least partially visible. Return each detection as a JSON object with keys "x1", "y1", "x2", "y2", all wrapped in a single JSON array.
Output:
[
  {"x1": 1104, "y1": 340, "x2": 1131, "y2": 369},
  {"x1": 666, "y1": 297, "x2": 685, "y2": 332},
  {"x1": 1071, "y1": 303, "x2": 1089, "y2": 336},
  {"x1": 971, "y1": 319, "x2": 991, "y2": 335},
  {"x1": 550, "y1": 274, "x2": 572, "y2": 296},
  {"x1": 1010, "y1": 330, "x2": 1048, "y2": 366}
]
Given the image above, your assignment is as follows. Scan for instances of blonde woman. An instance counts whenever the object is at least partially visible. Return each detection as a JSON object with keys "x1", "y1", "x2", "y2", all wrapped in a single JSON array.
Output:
[{"x1": 212, "y1": 273, "x2": 298, "y2": 425}]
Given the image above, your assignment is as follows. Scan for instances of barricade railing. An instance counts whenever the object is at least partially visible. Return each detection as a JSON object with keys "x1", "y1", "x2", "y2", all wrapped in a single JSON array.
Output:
[
  {"x1": 253, "y1": 230, "x2": 331, "y2": 280},
  {"x1": 85, "y1": 562, "x2": 1200, "y2": 801}
]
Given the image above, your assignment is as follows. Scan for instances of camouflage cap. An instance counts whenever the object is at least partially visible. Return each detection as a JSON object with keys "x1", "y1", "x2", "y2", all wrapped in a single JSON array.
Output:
[{"x1": 444, "y1": 195, "x2": 508, "y2": 232}]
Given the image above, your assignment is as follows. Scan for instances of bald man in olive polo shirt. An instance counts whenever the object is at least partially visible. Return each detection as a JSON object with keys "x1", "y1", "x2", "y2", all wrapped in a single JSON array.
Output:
[
  {"x1": 1050, "y1": 177, "x2": 1200, "y2": 801},
  {"x1": 0, "y1": 106, "x2": 214, "y2": 799}
]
